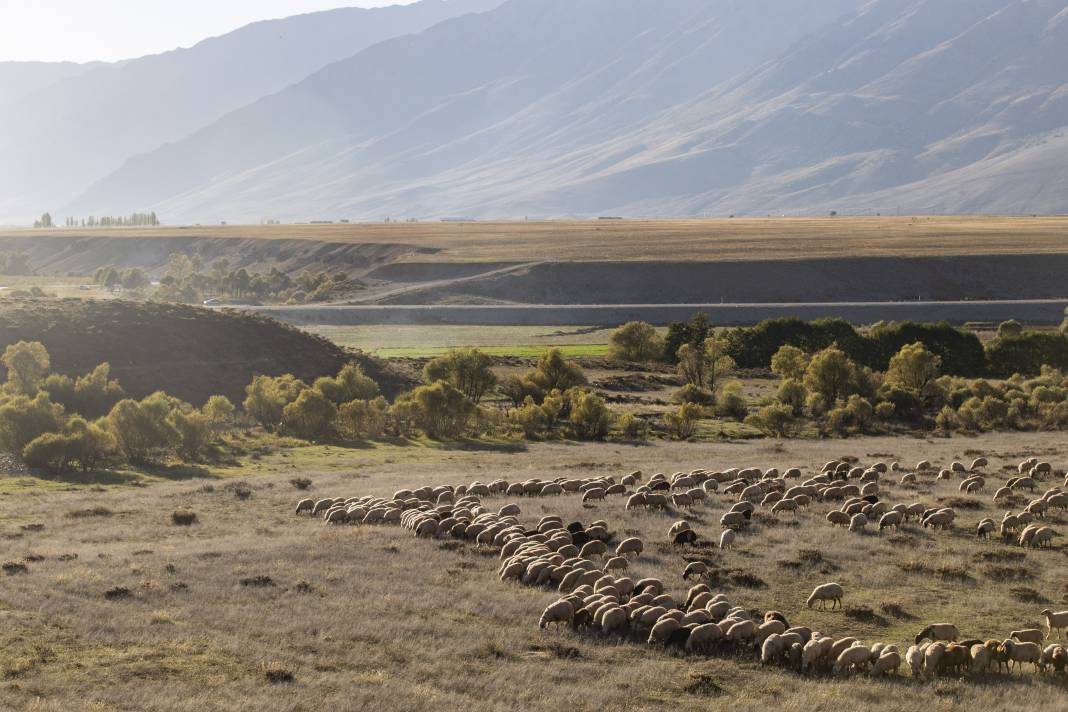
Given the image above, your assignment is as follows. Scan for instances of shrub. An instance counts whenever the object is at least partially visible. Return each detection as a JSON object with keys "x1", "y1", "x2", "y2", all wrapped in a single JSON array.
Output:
[
  {"x1": 171, "y1": 510, "x2": 198, "y2": 526},
  {"x1": 23, "y1": 432, "x2": 76, "y2": 471},
  {"x1": 986, "y1": 332, "x2": 1068, "y2": 377},
  {"x1": 568, "y1": 390, "x2": 612, "y2": 441},
  {"x1": 423, "y1": 349, "x2": 497, "y2": 403},
  {"x1": 770, "y1": 345, "x2": 809, "y2": 381},
  {"x1": 609, "y1": 321, "x2": 664, "y2": 362},
  {"x1": 884, "y1": 342, "x2": 941, "y2": 393},
  {"x1": 336, "y1": 397, "x2": 389, "y2": 440},
  {"x1": 41, "y1": 362, "x2": 124, "y2": 418},
  {"x1": 617, "y1": 412, "x2": 647, "y2": 440},
  {"x1": 663, "y1": 313, "x2": 711, "y2": 363},
  {"x1": 664, "y1": 403, "x2": 702, "y2": 440},
  {"x1": 106, "y1": 392, "x2": 181, "y2": 464},
  {"x1": 673, "y1": 383, "x2": 715, "y2": 405},
  {"x1": 0, "y1": 391, "x2": 65, "y2": 452},
  {"x1": 170, "y1": 409, "x2": 213, "y2": 461},
  {"x1": 527, "y1": 348, "x2": 586, "y2": 394},
  {"x1": 243, "y1": 374, "x2": 307, "y2": 432},
  {"x1": 313, "y1": 363, "x2": 380, "y2": 405},
  {"x1": 777, "y1": 378, "x2": 807, "y2": 415},
  {"x1": 845, "y1": 395, "x2": 875, "y2": 433},
  {"x1": 404, "y1": 381, "x2": 475, "y2": 439},
  {"x1": 803, "y1": 346, "x2": 856, "y2": 406},
  {"x1": 1, "y1": 340, "x2": 50, "y2": 394},
  {"x1": 281, "y1": 388, "x2": 337, "y2": 441},
  {"x1": 874, "y1": 401, "x2": 896, "y2": 421},
  {"x1": 510, "y1": 396, "x2": 548, "y2": 438},
  {"x1": 499, "y1": 375, "x2": 540, "y2": 408},
  {"x1": 997, "y1": 319, "x2": 1023, "y2": 339},
  {"x1": 745, "y1": 404, "x2": 797, "y2": 437},
  {"x1": 202, "y1": 395, "x2": 236, "y2": 428},
  {"x1": 715, "y1": 381, "x2": 747, "y2": 420}
]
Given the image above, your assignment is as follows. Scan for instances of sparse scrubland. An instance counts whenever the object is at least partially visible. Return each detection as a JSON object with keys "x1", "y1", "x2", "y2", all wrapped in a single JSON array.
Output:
[{"x1": 5, "y1": 303, "x2": 1068, "y2": 710}]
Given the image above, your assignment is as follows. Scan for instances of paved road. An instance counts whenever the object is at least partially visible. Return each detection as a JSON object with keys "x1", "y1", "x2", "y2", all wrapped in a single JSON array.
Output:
[{"x1": 236, "y1": 299, "x2": 1068, "y2": 327}]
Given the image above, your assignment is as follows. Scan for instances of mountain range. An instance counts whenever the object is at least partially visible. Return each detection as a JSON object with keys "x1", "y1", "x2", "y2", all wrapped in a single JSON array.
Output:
[{"x1": 3, "y1": 0, "x2": 1067, "y2": 223}]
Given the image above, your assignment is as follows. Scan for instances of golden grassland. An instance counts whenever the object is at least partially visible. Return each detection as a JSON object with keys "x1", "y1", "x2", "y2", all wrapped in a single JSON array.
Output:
[
  {"x1": 6, "y1": 215, "x2": 1068, "y2": 262},
  {"x1": 3, "y1": 433, "x2": 1068, "y2": 710}
]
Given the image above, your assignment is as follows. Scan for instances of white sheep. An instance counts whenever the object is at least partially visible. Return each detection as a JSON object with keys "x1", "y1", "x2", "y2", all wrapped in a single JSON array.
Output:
[
  {"x1": 834, "y1": 644, "x2": 872, "y2": 675},
  {"x1": 1011, "y1": 629, "x2": 1045, "y2": 645},
  {"x1": 905, "y1": 644, "x2": 925, "y2": 677},
  {"x1": 719, "y1": 529, "x2": 736, "y2": 550},
  {"x1": 806, "y1": 582, "x2": 843, "y2": 610},
  {"x1": 870, "y1": 650, "x2": 900, "y2": 676},
  {"x1": 1041, "y1": 609, "x2": 1068, "y2": 639},
  {"x1": 539, "y1": 600, "x2": 574, "y2": 629}
]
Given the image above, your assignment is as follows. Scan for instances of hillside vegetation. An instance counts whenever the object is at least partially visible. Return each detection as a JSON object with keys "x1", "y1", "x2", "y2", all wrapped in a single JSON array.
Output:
[{"x1": 0, "y1": 300, "x2": 410, "y2": 404}]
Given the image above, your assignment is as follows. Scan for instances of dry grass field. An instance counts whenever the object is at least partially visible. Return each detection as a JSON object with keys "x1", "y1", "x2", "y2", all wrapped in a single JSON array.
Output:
[
  {"x1": 6, "y1": 215, "x2": 1068, "y2": 263},
  {"x1": 4, "y1": 433, "x2": 1068, "y2": 711}
]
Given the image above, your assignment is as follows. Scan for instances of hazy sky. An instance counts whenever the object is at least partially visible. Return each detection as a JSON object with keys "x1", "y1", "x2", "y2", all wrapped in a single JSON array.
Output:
[{"x1": 0, "y1": 1, "x2": 417, "y2": 63}]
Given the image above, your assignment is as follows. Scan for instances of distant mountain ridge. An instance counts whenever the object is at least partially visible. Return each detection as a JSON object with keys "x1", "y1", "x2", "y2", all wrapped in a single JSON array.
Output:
[
  {"x1": 0, "y1": 0, "x2": 503, "y2": 223},
  {"x1": 8, "y1": 0, "x2": 1068, "y2": 222}
]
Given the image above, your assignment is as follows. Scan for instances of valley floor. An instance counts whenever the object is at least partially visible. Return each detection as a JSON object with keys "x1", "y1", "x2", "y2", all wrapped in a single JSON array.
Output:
[{"x1": 3, "y1": 433, "x2": 1068, "y2": 710}]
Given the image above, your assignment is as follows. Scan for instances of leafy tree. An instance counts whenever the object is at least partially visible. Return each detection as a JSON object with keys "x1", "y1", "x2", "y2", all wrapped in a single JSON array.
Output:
[
  {"x1": 617, "y1": 412, "x2": 646, "y2": 440},
  {"x1": 336, "y1": 397, "x2": 389, "y2": 440},
  {"x1": 423, "y1": 349, "x2": 497, "y2": 404},
  {"x1": 770, "y1": 345, "x2": 809, "y2": 381},
  {"x1": 777, "y1": 378, "x2": 807, "y2": 416},
  {"x1": 527, "y1": 348, "x2": 586, "y2": 394},
  {"x1": 510, "y1": 396, "x2": 549, "y2": 439},
  {"x1": 568, "y1": 390, "x2": 612, "y2": 441},
  {"x1": 884, "y1": 342, "x2": 941, "y2": 393},
  {"x1": 0, "y1": 391, "x2": 65, "y2": 451},
  {"x1": 106, "y1": 392, "x2": 180, "y2": 464},
  {"x1": 715, "y1": 380, "x2": 748, "y2": 420},
  {"x1": 169, "y1": 409, "x2": 213, "y2": 462},
  {"x1": 404, "y1": 381, "x2": 475, "y2": 439},
  {"x1": 243, "y1": 374, "x2": 307, "y2": 432},
  {"x1": 803, "y1": 345, "x2": 854, "y2": 408},
  {"x1": 202, "y1": 395, "x2": 236, "y2": 428},
  {"x1": 41, "y1": 362, "x2": 124, "y2": 418},
  {"x1": 676, "y1": 343, "x2": 707, "y2": 387},
  {"x1": 281, "y1": 389, "x2": 337, "y2": 441},
  {"x1": 2, "y1": 340, "x2": 50, "y2": 394},
  {"x1": 663, "y1": 313, "x2": 710, "y2": 363},
  {"x1": 676, "y1": 335, "x2": 734, "y2": 393},
  {"x1": 609, "y1": 321, "x2": 664, "y2": 362},
  {"x1": 314, "y1": 363, "x2": 380, "y2": 405}
]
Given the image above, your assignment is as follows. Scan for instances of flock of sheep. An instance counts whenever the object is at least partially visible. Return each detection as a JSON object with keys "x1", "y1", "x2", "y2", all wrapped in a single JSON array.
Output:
[{"x1": 294, "y1": 453, "x2": 1068, "y2": 680}]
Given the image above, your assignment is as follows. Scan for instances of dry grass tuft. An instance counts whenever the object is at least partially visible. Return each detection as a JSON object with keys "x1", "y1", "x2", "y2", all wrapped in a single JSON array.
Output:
[
  {"x1": 844, "y1": 606, "x2": 889, "y2": 627},
  {"x1": 681, "y1": 671, "x2": 725, "y2": 696},
  {"x1": 879, "y1": 603, "x2": 918, "y2": 621},
  {"x1": 103, "y1": 586, "x2": 132, "y2": 600},
  {"x1": 290, "y1": 477, "x2": 313, "y2": 490},
  {"x1": 261, "y1": 661, "x2": 295, "y2": 684},
  {"x1": 171, "y1": 510, "x2": 198, "y2": 526},
  {"x1": 1008, "y1": 586, "x2": 1050, "y2": 604},
  {"x1": 239, "y1": 575, "x2": 275, "y2": 588},
  {"x1": 3, "y1": 561, "x2": 29, "y2": 575},
  {"x1": 65, "y1": 506, "x2": 112, "y2": 518}
]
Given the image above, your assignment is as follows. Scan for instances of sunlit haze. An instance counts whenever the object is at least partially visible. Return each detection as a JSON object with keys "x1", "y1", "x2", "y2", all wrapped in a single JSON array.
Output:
[{"x1": 0, "y1": 0, "x2": 416, "y2": 63}]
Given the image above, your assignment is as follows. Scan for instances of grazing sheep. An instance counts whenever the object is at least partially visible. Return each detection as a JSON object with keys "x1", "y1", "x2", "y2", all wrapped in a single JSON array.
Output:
[
  {"x1": 906, "y1": 644, "x2": 925, "y2": 677},
  {"x1": 1041, "y1": 609, "x2": 1068, "y2": 639},
  {"x1": 761, "y1": 634, "x2": 785, "y2": 666},
  {"x1": 603, "y1": 556, "x2": 629, "y2": 573},
  {"x1": 834, "y1": 645, "x2": 873, "y2": 675},
  {"x1": 682, "y1": 562, "x2": 708, "y2": 581},
  {"x1": 582, "y1": 488, "x2": 606, "y2": 503},
  {"x1": 915, "y1": 624, "x2": 959, "y2": 645},
  {"x1": 295, "y1": 498, "x2": 314, "y2": 515},
  {"x1": 1011, "y1": 629, "x2": 1046, "y2": 645},
  {"x1": 648, "y1": 618, "x2": 681, "y2": 647},
  {"x1": 976, "y1": 518, "x2": 996, "y2": 539},
  {"x1": 615, "y1": 537, "x2": 644, "y2": 559},
  {"x1": 719, "y1": 529, "x2": 736, "y2": 550},
  {"x1": 806, "y1": 583, "x2": 843, "y2": 611},
  {"x1": 969, "y1": 643, "x2": 991, "y2": 675},
  {"x1": 971, "y1": 457, "x2": 988, "y2": 470},
  {"x1": 826, "y1": 510, "x2": 850, "y2": 527},
  {"x1": 878, "y1": 511, "x2": 903, "y2": 530},
  {"x1": 870, "y1": 650, "x2": 901, "y2": 676},
  {"x1": 720, "y1": 512, "x2": 747, "y2": 530},
  {"x1": 1001, "y1": 639, "x2": 1042, "y2": 673},
  {"x1": 686, "y1": 623, "x2": 723, "y2": 653},
  {"x1": 673, "y1": 529, "x2": 699, "y2": 546},
  {"x1": 923, "y1": 642, "x2": 945, "y2": 678},
  {"x1": 848, "y1": 513, "x2": 867, "y2": 533},
  {"x1": 539, "y1": 600, "x2": 575, "y2": 629}
]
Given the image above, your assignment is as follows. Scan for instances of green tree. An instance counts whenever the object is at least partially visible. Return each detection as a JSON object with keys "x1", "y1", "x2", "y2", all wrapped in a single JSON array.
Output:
[
  {"x1": 243, "y1": 374, "x2": 307, "y2": 432},
  {"x1": 336, "y1": 397, "x2": 389, "y2": 440},
  {"x1": 715, "y1": 380, "x2": 748, "y2": 420},
  {"x1": 676, "y1": 342, "x2": 707, "y2": 387},
  {"x1": 169, "y1": 409, "x2": 213, "y2": 462},
  {"x1": 609, "y1": 321, "x2": 664, "y2": 362},
  {"x1": 106, "y1": 392, "x2": 180, "y2": 464},
  {"x1": 41, "y1": 362, "x2": 124, "y2": 418},
  {"x1": 770, "y1": 344, "x2": 809, "y2": 381},
  {"x1": 527, "y1": 348, "x2": 586, "y2": 394},
  {"x1": 423, "y1": 349, "x2": 497, "y2": 404},
  {"x1": 2, "y1": 340, "x2": 51, "y2": 394},
  {"x1": 314, "y1": 363, "x2": 380, "y2": 405},
  {"x1": 568, "y1": 390, "x2": 612, "y2": 441},
  {"x1": 997, "y1": 319, "x2": 1023, "y2": 340},
  {"x1": 202, "y1": 395, "x2": 236, "y2": 429},
  {"x1": 0, "y1": 391, "x2": 65, "y2": 451},
  {"x1": 404, "y1": 381, "x2": 475, "y2": 439},
  {"x1": 884, "y1": 342, "x2": 941, "y2": 393},
  {"x1": 777, "y1": 378, "x2": 807, "y2": 416},
  {"x1": 803, "y1": 345, "x2": 854, "y2": 409},
  {"x1": 281, "y1": 388, "x2": 337, "y2": 441}
]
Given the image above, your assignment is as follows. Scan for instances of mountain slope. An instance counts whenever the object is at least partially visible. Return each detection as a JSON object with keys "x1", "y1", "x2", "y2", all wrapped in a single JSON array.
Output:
[
  {"x1": 0, "y1": 61, "x2": 105, "y2": 104},
  {"x1": 66, "y1": 0, "x2": 1068, "y2": 221},
  {"x1": 0, "y1": 0, "x2": 502, "y2": 223}
]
